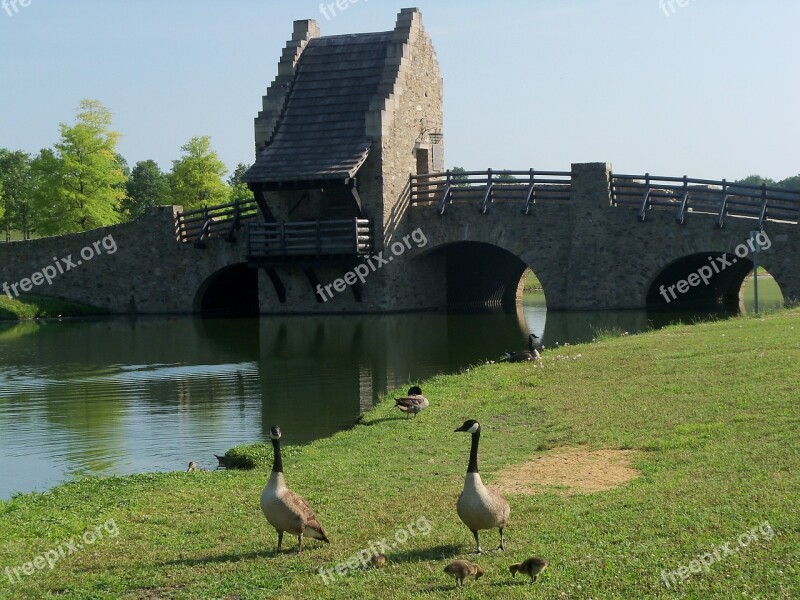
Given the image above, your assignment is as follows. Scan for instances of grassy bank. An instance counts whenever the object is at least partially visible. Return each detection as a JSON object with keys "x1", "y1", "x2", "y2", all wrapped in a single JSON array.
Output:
[
  {"x1": 0, "y1": 294, "x2": 106, "y2": 321},
  {"x1": 1, "y1": 311, "x2": 798, "y2": 598}
]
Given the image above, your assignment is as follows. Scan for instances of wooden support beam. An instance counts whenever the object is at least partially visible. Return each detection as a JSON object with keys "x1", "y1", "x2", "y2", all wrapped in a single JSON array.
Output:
[{"x1": 264, "y1": 267, "x2": 286, "y2": 304}]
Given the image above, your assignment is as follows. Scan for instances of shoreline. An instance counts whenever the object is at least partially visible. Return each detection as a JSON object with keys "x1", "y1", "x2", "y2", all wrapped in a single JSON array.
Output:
[{"x1": 1, "y1": 308, "x2": 797, "y2": 598}]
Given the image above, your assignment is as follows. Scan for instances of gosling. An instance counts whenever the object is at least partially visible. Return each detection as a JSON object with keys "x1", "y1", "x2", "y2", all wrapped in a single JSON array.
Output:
[
  {"x1": 509, "y1": 557, "x2": 548, "y2": 583},
  {"x1": 371, "y1": 553, "x2": 389, "y2": 568},
  {"x1": 444, "y1": 560, "x2": 484, "y2": 587}
]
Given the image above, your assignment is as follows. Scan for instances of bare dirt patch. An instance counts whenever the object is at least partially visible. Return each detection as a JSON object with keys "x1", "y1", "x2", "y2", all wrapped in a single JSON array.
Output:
[{"x1": 493, "y1": 448, "x2": 640, "y2": 495}]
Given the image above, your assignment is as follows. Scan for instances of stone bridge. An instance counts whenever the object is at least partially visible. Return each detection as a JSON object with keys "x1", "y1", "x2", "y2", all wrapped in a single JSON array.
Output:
[
  {"x1": 1, "y1": 161, "x2": 798, "y2": 317},
  {"x1": 2, "y1": 9, "x2": 798, "y2": 317}
]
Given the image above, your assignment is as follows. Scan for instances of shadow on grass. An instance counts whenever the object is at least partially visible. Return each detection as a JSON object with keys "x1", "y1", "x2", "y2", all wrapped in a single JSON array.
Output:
[
  {"x1": 385, "y1": 543, "x2": 463, "y2": 564},
  {"x1": 155, "y1": 548, "x2": 283, "y2": 567},
  {"x1": 358, "y1": 416, "x2": 409, "y2": 426},
  {"x1": 489, "y1": 579, "x2": 539, "y2": 587}
]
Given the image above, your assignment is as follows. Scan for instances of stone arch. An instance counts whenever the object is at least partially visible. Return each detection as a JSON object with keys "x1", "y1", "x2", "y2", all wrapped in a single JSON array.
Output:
[
  {"x1": 194, "y1": 263, "x2": 259, "y2": 317},
  {"x1": 413, "y1": 240, "x2": 547, "y2": 311},
  {"x1": 644, "y1": 246, "x2": 792, "y2": 311}
]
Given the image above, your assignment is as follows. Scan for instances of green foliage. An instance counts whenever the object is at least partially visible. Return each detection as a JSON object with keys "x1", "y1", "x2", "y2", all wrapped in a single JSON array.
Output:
[
  {"x1": 121, "y1": 160, "x2": 171, "y2": 218},
  {"x1": 227, "y1": 162, "x2": 253, "y2": 204},
  {"x1": 0, "y1": 294, "x2": 106, "y2": 321},
  {"x1": 0, "y1": 149, "x2": 37, "y2": 238},
  {"x1": 32, "y1": 99, "x2": 125, "y2": 234},
  {"x1": 735, "y1": 174, "x2": 800, "y2": 191},
  {"x1": 169, "y1": 136, "x2": 229, "y2": 211},
  {"x1": 735, "y1": 174, "x2": 776, "y2": 187},
  {"x1": 223, "y1": 442, "x2": 303, "y2": 470},
  {"x1": 776, "y1": 174, "x2": 800, "y2": 190},
  {"x1": 494, "y1": 172, "x2": 517, "y2": 182}
]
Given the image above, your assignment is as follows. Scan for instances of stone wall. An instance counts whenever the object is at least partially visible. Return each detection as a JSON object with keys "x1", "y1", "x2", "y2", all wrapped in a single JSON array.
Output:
[{"x1": 0, "y1": 207, "x2": 245, "y2": 315}]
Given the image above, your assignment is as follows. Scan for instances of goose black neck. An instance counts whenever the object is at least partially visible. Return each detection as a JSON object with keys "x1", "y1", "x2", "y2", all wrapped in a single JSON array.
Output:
[
  {"x1": 467, "y1": 430, "x2": 480, "y2": 473},
  {"x1": 271, "y1": 438, "x2": 283, "y2": 473}
]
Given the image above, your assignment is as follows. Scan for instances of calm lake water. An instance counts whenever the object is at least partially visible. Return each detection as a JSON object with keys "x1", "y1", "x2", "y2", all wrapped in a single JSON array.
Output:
[{"x1": 0, "y1": 282, "x2": 780, "y2": 499}]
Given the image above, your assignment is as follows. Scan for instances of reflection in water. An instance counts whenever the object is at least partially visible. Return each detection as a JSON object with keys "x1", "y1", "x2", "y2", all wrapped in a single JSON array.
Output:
[{"x1": 0, "y1": 297, "x2": 761, "y2": 498}]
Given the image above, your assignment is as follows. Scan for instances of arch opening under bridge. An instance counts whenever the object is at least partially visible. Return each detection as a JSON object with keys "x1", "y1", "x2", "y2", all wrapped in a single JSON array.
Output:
[
  {"x1": 195, "y1": 263, "x2": 260, "y2": 318},
  {"x1": 416, "y1": 241, "x2": 545, "y2": 312},
  {"x1": 645, "y1": 252, "x2": 785, "y2": 312}
]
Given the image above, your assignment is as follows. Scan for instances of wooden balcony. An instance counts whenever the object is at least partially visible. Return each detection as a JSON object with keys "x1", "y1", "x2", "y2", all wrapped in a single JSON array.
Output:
[{"x1": 246, "y1": 219, "x2": 373, "y2": 263}]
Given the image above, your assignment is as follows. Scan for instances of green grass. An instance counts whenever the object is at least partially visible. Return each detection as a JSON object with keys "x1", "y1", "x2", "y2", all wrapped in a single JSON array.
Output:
[
  {"x1": 1, "y1": 310, "x2": 799, "y2": 598},
  {"x1": 0, "y1": 294, "x2": 107, "y2": 321},
  {"x1": 741, "y1": 273, "x2": 784, "y2": 313},
  {"x1": 523, "y1": 270, "x2": 542, "y2": 292},
  {"x1": 1, "y1": 231, "x2": 39, "y2": 242}
]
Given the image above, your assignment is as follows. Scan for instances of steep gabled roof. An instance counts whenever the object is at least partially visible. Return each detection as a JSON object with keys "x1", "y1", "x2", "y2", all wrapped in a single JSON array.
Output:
[{"x1": 244, "y1": 31, "x2": 393, "y2": 184}]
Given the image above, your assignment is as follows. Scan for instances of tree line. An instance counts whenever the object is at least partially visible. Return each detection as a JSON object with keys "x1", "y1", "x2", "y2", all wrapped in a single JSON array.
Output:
[
  {"x1": 0, "y1": 99, "x2": 252, "y2": 241},
  {"x1": 449, "y1": 167, "x2": 800, "y2": 189}
]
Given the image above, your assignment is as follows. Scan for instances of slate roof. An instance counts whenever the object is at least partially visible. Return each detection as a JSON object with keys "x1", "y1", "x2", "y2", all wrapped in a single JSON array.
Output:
[{"x1": 244, "y1": 31, "x2": 393, "y2": 184}]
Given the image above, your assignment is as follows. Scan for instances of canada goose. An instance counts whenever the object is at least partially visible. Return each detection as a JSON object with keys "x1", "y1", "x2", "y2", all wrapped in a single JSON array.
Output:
[
  {"x1": 214, "y1": 454, "x2": 228, "y2": 469},
  {"x1": 260, "y1": 425, "x2": 330, "y2": 553},
  {"x1": 186, "y1": 462, "x2": 208, "y2": 472},
  {"x1": 455, "y1": 419, "x2": 510, "y2": 554},
  {"x1": 443, "y1": 560, "x2": 484, "y2": 587},
  {"x1": 371, "y1": 553, "x2": 389, "y2": 568},
  {"x1": 500, "y1": 334, "x2": 543, "y2": 363},
  {"x1": 395, "y1": 386, "x2": 429, "y2": 418},
  {"x1": 510, "y1": 557, "x2": 548, "y2": 583}
]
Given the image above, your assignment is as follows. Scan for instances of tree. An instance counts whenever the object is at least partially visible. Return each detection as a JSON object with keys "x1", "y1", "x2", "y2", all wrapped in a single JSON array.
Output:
[
  {"x1": 228, "y1": 163, "x2": 253, "y2": 203},
  {"x1": 169, "y1": 136, "x2": 229, "y2": 210},
  {"x1": 494, "y1": 173, "x2": 517, "y2": 182},
  {"x1": 735, "y1": 175, "x2": 776, "y2": 188},
  {"x1": 33, "y1": 99, "x2": 126, "y2": 234},
  {"x1": 450, "y1": 165, "x2": 469, "y2": 187},
  {"x1": 121, "y1": 160, "x2": 171, "y2": 218},
  {"x1": 777, "y1": 175, "x2": 800, "y2": 190},
  {"x1": 0, "y1": 149, "x2": 37, "y2": 240},
  {"x1": 30, "y1": 148, "x2": 68, "y2": 235}
]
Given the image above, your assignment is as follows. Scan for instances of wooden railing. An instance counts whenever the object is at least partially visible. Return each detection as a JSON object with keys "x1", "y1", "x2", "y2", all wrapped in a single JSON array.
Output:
[
  {"x1": 410, "y1": 169, "x2": 572, "y2": 215},
  {"x1": 611, "y1": 174, "x2": 800, "y2": 227},
  {"x1": 247, "y1": 219, "x2": 372, "y2": 260},
  {"x1": 175, "y1": 199, "x2": 260, "y2": 245}
]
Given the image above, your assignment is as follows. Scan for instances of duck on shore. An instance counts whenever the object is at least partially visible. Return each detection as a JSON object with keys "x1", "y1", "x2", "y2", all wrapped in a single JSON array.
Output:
[{"x1": 395, "y1": 386, "x2": 429, "y2": 418}]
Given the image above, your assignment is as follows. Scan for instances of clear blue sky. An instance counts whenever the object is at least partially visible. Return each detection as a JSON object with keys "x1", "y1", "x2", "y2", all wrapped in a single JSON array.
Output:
[{"x1": 1, "y1": 0, "x2": 797, "y2": 180}]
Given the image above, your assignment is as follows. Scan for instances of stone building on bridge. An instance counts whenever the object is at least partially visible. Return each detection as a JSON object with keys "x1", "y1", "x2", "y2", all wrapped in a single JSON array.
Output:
[{"x1": 239, "y1": 8, "x2": 447, "y2": 314}]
